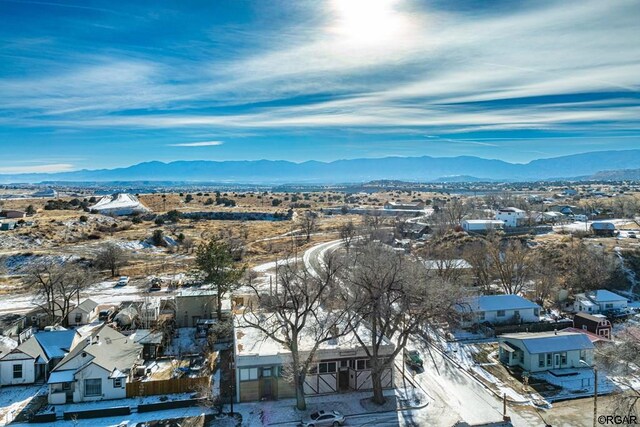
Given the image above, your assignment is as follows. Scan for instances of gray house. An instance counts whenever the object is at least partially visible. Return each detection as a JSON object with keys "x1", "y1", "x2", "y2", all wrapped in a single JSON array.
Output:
[{"x1": 498, "y1": 331, "x2": 594, "y2": 372}]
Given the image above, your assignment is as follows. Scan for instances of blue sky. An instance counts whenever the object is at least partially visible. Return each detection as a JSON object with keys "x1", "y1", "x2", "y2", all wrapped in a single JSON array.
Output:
[{"x1": 0, "y1": 0, "x2": 639, "y2": 173}]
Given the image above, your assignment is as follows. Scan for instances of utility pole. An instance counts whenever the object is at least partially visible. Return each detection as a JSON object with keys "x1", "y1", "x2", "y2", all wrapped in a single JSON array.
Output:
[{"x1": 593, "y1": 367, "x2": 598, "y2": 427}]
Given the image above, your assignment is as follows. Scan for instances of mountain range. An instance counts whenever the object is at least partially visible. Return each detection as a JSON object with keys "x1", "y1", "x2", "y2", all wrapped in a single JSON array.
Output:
[{"x1": 2, "y1": 150, "x2": 640, "y2": 184}]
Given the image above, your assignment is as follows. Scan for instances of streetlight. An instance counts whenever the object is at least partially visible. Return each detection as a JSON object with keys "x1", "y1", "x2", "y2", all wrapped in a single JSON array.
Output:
[{"x1": 580, "y1": 359, "x2": 597, "y2": 427}]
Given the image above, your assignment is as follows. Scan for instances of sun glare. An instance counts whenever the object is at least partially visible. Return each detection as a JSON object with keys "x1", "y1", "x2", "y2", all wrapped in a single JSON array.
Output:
[{"x1": 329, "y1": 0, "x2": 405, "y2": 44}]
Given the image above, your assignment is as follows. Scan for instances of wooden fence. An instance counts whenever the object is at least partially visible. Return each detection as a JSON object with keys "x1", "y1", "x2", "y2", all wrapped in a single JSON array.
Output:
[{"x1": 126, "y1": 376, "x2": 211, "y2": 398}]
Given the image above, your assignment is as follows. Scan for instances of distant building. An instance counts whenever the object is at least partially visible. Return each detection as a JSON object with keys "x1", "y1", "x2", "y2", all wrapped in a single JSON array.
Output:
[
  {"x1": 573, "y1": 312, "x2": 612, "y2": 340},
  {"x1": 32, "y1": 188, "x2": 58, "y2": 198},
  {"x1": 0, "y1": 210, "x2": 26, "y2": 219},
  {"x1": 67, "y1": 299, "x2": 99, "y2": 327},
  {"x1": 573, "y1": 290, "x2": 628, "y2": 314},
  {"x1": 590, "y1": 221, "x2": 616, "y2": 236},
  {"x1": 456, "y1": 294, "x2": 541, "y2": 328},
  {"x1": 88, "y1": 193, "x2": 149, "y2": 216},
  {"x1": 383, "y1": 201, "x2": 425, "y2": 210},
  {"x1": 495, "y1": 207, "x2": 526, "y2": 227},
  {"x1": 461, "y1": 219, "x2": 504, "y2": 233},
  {"x1": 175, "y1": 288, "x2": 229, "y2": 327},
  {"x1": 498, "y1": 331, "x2": 594, "y2": 372}
]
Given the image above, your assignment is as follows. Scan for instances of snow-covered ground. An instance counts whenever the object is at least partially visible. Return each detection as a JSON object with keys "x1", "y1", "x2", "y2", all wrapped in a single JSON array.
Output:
[
  {"x1": 0, "y1": 385, "x2": 46, "y2": 426},
  {"x1": 531, "y1": 369, "x2": 616, "y2": 401},
  {"x1": 166, "y1": 327, "x2": 205, "y2": 356}
]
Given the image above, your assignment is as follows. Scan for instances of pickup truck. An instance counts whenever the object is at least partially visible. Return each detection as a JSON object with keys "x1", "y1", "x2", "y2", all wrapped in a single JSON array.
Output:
[{"x1": 404, "y1": 349, "x2": 424, "y2": 369}]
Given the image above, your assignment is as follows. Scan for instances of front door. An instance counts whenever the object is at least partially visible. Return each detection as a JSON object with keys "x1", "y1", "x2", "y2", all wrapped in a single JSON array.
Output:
[
  {"x1": 554, "y1": 353, "x2": 560, "y2": 368},
  {"x1": 261, "y1": 378, "x2": 273, "y2": 400},
  {"x1": 338, "y1": 370, "x2": 349, "y2": 391}
]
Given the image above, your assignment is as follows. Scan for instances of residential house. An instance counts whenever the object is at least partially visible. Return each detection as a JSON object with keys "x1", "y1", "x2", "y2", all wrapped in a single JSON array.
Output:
[
  {"x1": 234, "y1": 315, "x2": 395, "y2": 402},
  {"x1": 132, "y1": 329, "x2": 165, "y2": 360},
  {"x1": 461, "y1": 220, "x2": 504, "y2": 233},
  {"x1": 573, "y1": 290, "x2": 628, "y2": 314},
  {"x1": 590, "y1": 221, "x2": 617, "y2": 236},
  {"x1": 67, "y1": 299, "x2": 99, "y2": 327},
  {"x1": 175, "y1": 288, "x2": 229, "y2": 327},
  {"x1": 573, "y1": 312, "x2": 612, "y2": 340},
  {"x1": 498, "y1": 331, "x2": 594, "y2": 372},
  {"x1": 495, "y1": 207, "x2": 526, "y2": 227},
  {"x1": 456, "y1": 294, "x2": 541, "y2": 328},
  {"x1": 0, "y1": 328, "x2": 76, "y2": 386},
  {"x1": 0, "y1": 210, "x2": 26, "y2": 219},
  {"x1": 47, "y1": 324, "x2": 142, "y2": 404}
]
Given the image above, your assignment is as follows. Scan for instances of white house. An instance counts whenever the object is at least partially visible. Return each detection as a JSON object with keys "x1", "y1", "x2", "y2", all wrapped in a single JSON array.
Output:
[
  {"x1": 456, "y1": 294, "x2": 541, "y2": 328},
  {"x1": 573, "y1": 290, "x2": 628, "y2": 314},
  {"x1": 498, "y1": 331, "x2": 594, "y2": 372},
  {"x1": 495, "y1": 207, "x2": 526, "y2": 227},
  {"x1": 234, "y1": 315, "x2": 395, "y2": 402},
  {"x1": 0, "y1": 329, "x2": 76, "y2": 386},
  {"x1": 47, "y1": 324, "x2": 142, "y2": 404},
  {"x1": 461, "y1": 220, "x2": 504, "y2": 232},
  {"x1": 68, "y1": 299, "x2": 99, "y2": 326}
]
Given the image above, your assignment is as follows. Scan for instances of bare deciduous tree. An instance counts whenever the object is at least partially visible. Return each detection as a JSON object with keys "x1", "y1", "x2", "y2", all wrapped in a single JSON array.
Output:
[
  {"x1": 242, "y1": 255, "x2": 354, "y2": 410},
  {"x1": 26, "y1": 259, "x2": 92, "y2": 326},
  {"x1": 94, "y1": 243, "x2": 127, "y2": 277},
  {"x1": 339, "y1": 219, "x2": 357, "y2": 253},
  {"x1": 298, "y1": 210, "x2": 318, "y2": 242},
  {"x1": 598, "y1": 327, "x2": 640, "y2": 418},
  {"x1": 486, "y1": 237, "x2": 531, "y2": 295},
  {"x1": 345, "y1": 243, "x2": 463, "y2": 405}
]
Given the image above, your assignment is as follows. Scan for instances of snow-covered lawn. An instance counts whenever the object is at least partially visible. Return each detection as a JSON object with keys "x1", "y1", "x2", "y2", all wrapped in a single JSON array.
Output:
[
  {"x1": 0, "y1": 385, "x2": 46, "y2": 426},
  {"x1": 531, "y1": 369, "x2": 616, "y2": 401},
  {"x1": 47, "y1": 392, "x2": 196, "y2": 415},
  {"x1": 166, "y1": 327, "x2": 205, "y2": 356}
]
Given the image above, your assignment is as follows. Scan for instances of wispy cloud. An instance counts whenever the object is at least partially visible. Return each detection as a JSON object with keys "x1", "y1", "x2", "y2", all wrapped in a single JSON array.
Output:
[
  {"x1": 0, "y1": 163, "x2": 74, "y2": 174},
  {"x1": 168, "y1": 140, "x2": 224, "y2": 147}
]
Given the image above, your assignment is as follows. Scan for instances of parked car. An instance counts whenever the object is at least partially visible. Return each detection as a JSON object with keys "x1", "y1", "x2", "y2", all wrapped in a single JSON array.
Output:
[
  {"x1": 149, "y1": 277, "x2": 162, "y2": 291},
  {"x1": 116, "y1": 276, "x2": 130, "y2": 287},
  {"x1": 300, "y1": 410, "x2": 345, "y2": 427},
  {"x1": 404, "y1": 349, "x2": 424, "y2": 369},
  {"x1": 98, "y1": 309, "x2": 114, "y2": 321}
]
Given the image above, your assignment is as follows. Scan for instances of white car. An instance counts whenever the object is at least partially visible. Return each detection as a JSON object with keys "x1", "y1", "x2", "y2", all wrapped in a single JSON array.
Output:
[
  {"x1": 116, "y1": 276, "x2": 130, "y2": 287},
  {"x1": 300, "y1": 410, "x2": 345, "y2": 427}
]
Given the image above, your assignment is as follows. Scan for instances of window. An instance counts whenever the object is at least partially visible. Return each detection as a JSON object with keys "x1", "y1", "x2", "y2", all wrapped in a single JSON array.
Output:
[
  {"x1": 356, "y1": 359, "x2": 366, "y2": 370},
  {"x1": 75, "y1": 313, "x2": 83, "y2": 323},
  {"x1": 538, "y1": 355, "x2": 545, "y2": 368},
  {"x1": 560, "y1": 353, "x2": 567, "y2": 365},
  {"x1": 497, "y1": 310, "x2": 505, "y2": 317},
  {"x1": 478, "y1": 311, "x2": 485, "y2": 320},
  {"x1": 319, "y1": 362, "x2": 337, "y2": 374},
  {"x1": 340, "y1": 360, "x2": 348, "y2": 368},
  {"x1": 546, "y1": 353, "x2": 552, "y2": 366},
  {"x1": 113, "y1": 378, "x2": 123, "y2": 388},
  {"x1": 534, "y1": 308, "x2": 540, "y2": 316},
  {"x1": 63, "y1": 382, "x2": 71, "y2": 390},
  {"x1": 85, "y1": 379, "x2": 102, "y2": 397},
  {"x1": 13, "y1": 364, "x2": 22, "y2": 379},
  {"x1": 262, "y1": 368, "x2": 271, "y2": 378},
  {"x1": 239, "y1": 368, "x2": 258, "y2": 381},
  {"x1": 514, "y1": 310, "x2": 520, "y2": 317}
]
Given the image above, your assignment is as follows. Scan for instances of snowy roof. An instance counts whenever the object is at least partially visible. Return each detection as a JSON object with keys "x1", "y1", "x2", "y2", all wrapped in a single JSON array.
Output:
[
  {"x1": 586, "y1": 290, "x2": 627, "y2": 303},
  {"x1": 591, "y1": 221, "x2": 616, "y2": 230},
  {"x1": 47, "y1": 370, "x2": 75, "y2": 384},
  {"x1": 234, "y1": 313, "x2": 394, "y2": 361},
  {"x1": 132, "y1": 329, "x2": 164, "y2": 345},
  {"x1": 498, "y1": 207, "x2": 525, "y2": 213},
  {"x1": 500, "y1": 331, "x2": 594, "y2": 354},
  {"x1": 89, "y1": 193, "x2": 148, "y2": 214},
  {"x1": 71, "y1": 299, "x2": 99, "y2": 314},
  {"x1": 560, "y1": 328, "x2": 609, "y2": 343},
  {"x1": 458, "y1": 294, "x2": 539, "y2": 313},
  {"x1": 463, "y1": 220, "x2": 504, "y2": 224}
]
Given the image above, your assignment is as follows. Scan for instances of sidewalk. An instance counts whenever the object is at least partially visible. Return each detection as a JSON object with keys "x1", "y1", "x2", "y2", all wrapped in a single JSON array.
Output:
[{"x1": 230, "y1": 388, "x2": 428, "y2": 426}]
